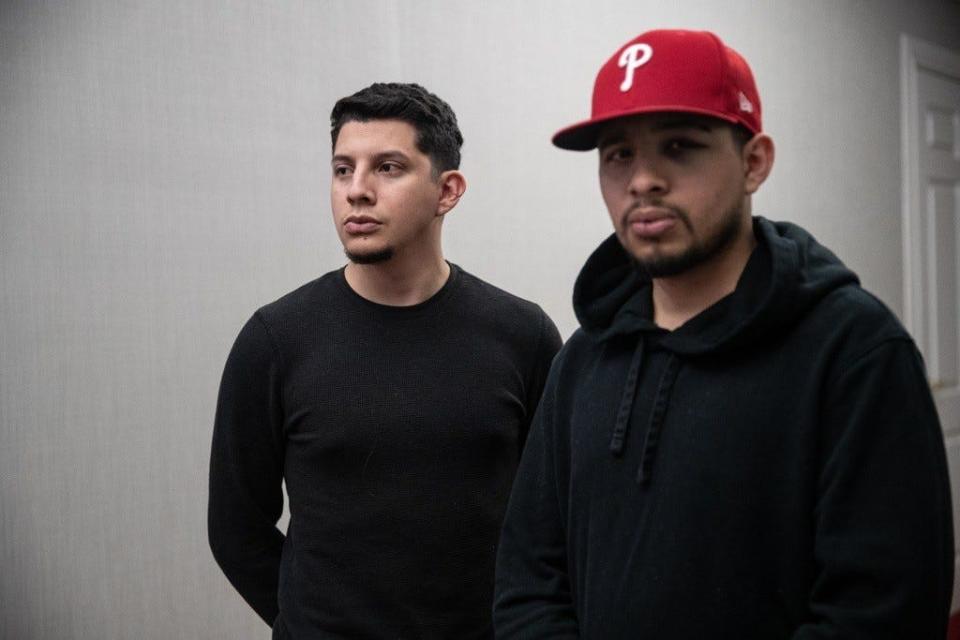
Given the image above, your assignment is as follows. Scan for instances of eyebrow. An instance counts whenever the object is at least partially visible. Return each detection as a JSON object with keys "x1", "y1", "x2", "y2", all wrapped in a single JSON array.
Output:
[{"x1": 331, "y1": 150, "x2": 411, "y2": 165}]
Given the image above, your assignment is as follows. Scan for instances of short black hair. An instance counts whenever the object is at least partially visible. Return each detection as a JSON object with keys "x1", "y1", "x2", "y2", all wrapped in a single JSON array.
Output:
[
  {"x1": 330, "y1": 83, "x2": 463, "y2": 175},
  {"x1": 730, "y1": 123, "x2": 755, "y2": 150}
]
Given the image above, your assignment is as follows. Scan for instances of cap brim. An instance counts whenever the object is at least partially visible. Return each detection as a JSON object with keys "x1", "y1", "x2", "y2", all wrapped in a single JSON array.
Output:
[
  {"x1": 551, "y1": 117, "x2": 608, "y2": 151},
  {"x1": 552, "y1": 106, "x2": 744, "y2": 151}
]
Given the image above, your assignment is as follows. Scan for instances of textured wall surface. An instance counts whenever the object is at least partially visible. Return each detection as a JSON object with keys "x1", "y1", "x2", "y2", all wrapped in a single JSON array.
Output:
[{"x1": 2, "y1": 1, "x2": 959, "y2": 638}]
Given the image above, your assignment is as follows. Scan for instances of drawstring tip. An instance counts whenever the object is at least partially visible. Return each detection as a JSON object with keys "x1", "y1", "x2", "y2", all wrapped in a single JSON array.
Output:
[
  {"x1": 635, "y1": 466, "x2": 648, "y2": 485},
  {"x1": 609, "y1": 437, "x2": 625, "y2": 456}
]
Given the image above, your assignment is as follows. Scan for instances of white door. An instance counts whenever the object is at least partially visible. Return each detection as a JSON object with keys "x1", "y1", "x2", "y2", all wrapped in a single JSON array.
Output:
[{"x1": 901, "y1": 34, "x2": 960, "y2": 611}]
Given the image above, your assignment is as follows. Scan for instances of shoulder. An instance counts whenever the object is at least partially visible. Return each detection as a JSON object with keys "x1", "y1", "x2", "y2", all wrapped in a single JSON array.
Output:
[
  {"x1": 450, "y1": 266, "x2": 562, "y2": 365},
  {"x1": 817, "y1": 283, "x2": 909, "y2": 343},
  {"x1": 453, "y1": 266, "x2": 551, "y2": 321},
  {"x1": 548, "y1": 327, "x2": 602, "y2": 378},
  {"x1": 256, "y1": 269, "x2": 343, "y2": 323},
  {"x1": 801, "y1": 282, "x2": 918, "y2": 376},
  {"x1": 452, "y1": 266, "x2": 558, "y2": 336},
  {"x1": 230, "y1": 269, "x2": 346, "y2": 358}
]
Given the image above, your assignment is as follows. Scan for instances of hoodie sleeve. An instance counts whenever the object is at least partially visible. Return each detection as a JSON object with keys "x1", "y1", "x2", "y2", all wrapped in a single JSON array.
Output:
[
  {"x1": 792, "y1": 338, "x2": 953, "y2": 639},
  {"x1": 208, "y1": 312, "x2": 286, "y2": 627},
  {"x1": 494, "y1": 359, "x2": 580, "y2": 639}
]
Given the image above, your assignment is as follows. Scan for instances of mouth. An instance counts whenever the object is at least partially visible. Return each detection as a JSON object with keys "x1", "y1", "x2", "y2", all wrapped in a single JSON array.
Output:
[
  {"x1": 344, "y1": 215, "x2": 382, "y2": 235},
  {"x1": 624, "y1": 207, "x2": 678, "y2": 239}
]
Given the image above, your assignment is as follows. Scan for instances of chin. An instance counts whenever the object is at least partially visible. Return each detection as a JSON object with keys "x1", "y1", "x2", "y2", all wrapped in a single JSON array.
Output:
[
  {"x1": 623, "y1": 239, "x2": 676, "y2": 264},
  {"x1": 345, "y1": 245, "x2": 395, "y2": 265}
]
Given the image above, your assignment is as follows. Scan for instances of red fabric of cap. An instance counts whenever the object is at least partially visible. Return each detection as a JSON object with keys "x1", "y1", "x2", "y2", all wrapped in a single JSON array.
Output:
[{"x1": 553, "y1": 29, "x2": 762, "y2": 150}]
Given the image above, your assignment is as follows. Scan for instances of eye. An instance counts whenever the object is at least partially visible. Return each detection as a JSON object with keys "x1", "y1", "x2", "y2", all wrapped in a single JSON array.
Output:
[
  {"x1": 332, "y1": 164, "x2": 352, "y2": 177},
  {"x1": 601, "y1": 145, "x2": 633, "y2": 164},
  {"x1": 378, "y1": 161, "x2": 403, "y2": 174},
  {"x1": 662, "y1": 137, "x2": 707, "y2": 158}
]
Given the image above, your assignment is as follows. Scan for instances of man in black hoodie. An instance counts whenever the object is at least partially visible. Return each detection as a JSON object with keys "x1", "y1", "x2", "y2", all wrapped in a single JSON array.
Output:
[{"x1": 494, "y1": 29, "x2": 953, "y2": 639}]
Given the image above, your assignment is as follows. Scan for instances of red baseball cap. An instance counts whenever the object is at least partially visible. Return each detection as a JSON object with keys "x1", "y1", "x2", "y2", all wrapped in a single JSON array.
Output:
[{"x1": 553, "y1": 29, "x2": 762, "y2": 150}]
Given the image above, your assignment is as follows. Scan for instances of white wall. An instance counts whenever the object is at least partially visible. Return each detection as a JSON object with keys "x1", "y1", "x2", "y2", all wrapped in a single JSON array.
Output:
[{"x1": 2, "y1": 1, "x2": 958, "y2": 638}]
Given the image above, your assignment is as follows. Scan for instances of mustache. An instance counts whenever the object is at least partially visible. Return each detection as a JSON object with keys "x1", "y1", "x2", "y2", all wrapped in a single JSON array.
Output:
[{"x1": 619, "y1": 201, "x2": 693, "y2": 232}]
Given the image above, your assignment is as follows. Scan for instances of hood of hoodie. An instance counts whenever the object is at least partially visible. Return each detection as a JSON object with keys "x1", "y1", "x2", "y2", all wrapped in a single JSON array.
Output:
[{"x1": 573, "y1": 217, "x2": 859, "y2": 355}]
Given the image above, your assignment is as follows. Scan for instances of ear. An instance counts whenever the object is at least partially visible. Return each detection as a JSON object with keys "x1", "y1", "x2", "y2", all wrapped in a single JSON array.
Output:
[
  {"x1": 435, "y1": 170, "x2": 466, "y2": 217},
  {"x1": 742, "y1": 134, "x2": 775, "y2": 195}
]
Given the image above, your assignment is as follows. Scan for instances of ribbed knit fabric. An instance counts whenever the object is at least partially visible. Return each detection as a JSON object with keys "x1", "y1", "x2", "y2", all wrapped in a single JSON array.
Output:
[{"x1": 209, "y1": 264, "x2": 561, "y2": 639}]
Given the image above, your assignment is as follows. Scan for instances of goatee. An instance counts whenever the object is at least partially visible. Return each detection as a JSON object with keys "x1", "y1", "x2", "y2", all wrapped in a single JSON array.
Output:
[
  {"x1": 626, "y1": 204, "x2": 744, "y2": 278},
  {"x1": 345, "y1": 247, "x2": 394, "y2": 265}
]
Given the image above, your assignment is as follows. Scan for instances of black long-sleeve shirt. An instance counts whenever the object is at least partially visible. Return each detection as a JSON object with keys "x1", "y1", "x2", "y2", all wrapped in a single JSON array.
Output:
[{"x1": 209, "y1": 264, "x2": 561, "y2": 639}]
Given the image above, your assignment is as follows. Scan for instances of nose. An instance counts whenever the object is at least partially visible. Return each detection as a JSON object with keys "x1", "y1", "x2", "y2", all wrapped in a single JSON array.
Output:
[
  {"x1": 346, "y1": 169, "x2": 375, "y2": 206},
  {"x1": 627, "y1": 159, "x2": 668, "y2": 199}
]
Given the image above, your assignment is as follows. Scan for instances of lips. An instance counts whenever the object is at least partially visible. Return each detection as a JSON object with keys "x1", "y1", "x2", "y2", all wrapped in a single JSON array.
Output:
[
  {"x1": 344, "y1": 215, "x2": 382, "y2": 235},
  {"x1": 626, "y1": 207, "x2": 677, "y2": 239}
]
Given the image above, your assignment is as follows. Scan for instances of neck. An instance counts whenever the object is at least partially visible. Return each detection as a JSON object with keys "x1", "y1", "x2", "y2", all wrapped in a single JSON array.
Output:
[
  {"x1": 344, "y1": 251, "x2": 450, "y2": 307},
  {"x1": 652, "y1": 219, "x2": 756, "y2": 331}
]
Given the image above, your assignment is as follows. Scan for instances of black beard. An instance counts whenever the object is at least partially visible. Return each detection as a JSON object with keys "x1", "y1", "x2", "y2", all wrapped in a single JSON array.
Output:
[
  {"x1": 345, "y1": 247, "x2": 394, "y2": 265},
  {"x1": 633, "y1": 205, "x2": 743, "y2": 278}
]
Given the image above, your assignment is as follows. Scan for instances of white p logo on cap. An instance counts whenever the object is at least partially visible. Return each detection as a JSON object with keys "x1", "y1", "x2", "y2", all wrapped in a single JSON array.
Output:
[{"x1": 618, "y1": 43, "x2": 653, "y2": 92}]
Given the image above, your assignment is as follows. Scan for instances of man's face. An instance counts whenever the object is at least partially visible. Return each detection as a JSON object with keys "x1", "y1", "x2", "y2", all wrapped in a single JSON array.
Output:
[
  {"x1": 331, "y1": 119, "x2": 443, "y2": 264},
  {"x1": 597, "y1": 113, "x2": 752, "y2": 277}
]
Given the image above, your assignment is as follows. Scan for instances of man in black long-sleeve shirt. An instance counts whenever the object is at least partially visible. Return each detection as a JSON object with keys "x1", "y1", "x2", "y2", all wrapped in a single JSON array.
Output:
[{"x1": 208, "y1": 83, "x2": 561, "y2": 639}]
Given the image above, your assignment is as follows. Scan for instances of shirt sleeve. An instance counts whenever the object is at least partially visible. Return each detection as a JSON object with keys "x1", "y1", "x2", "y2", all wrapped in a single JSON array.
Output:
[
  {"x1": 520, "y1": 308, "x2": 563, "y2": 451},
  {"x1": 792, "y1": 338, "x2": 953, "y2": 639},
  {"x1": 495, "y1": 357, "x2": 580, "y2": 639},
  {"x1": 208, "y1": 312, "x2": 286, "y2": 627}
]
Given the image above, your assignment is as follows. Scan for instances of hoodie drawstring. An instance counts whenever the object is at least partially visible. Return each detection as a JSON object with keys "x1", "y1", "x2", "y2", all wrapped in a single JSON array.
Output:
[
  {"x1": 608, "y1": 338, "x2": 682, "y2": 486},
  {"x1": 609, "y1": 339, "x2": 645, "y2": 456},
  {"x1": 636, "y1": 354, "x2": 680, "y2": 485}
]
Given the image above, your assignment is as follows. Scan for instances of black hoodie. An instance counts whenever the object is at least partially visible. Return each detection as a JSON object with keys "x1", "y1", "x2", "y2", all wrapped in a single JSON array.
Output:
[{"x1": 494, "y1": 218, "x2": 953, "y2": 639}]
